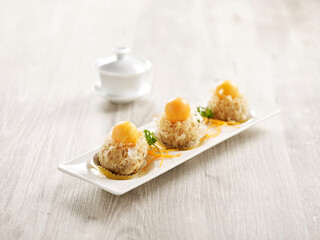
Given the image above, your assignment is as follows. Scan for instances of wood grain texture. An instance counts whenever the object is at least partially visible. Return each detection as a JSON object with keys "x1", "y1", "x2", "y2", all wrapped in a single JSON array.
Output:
[{"x1": 0, "y1": 0, "x2": 319, "y2": 239}]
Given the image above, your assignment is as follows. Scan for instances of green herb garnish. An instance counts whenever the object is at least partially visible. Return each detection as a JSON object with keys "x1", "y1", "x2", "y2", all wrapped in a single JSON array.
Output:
[
  {"x1": 143, "y1": 129, "x2": 157, "y2": 145},
  {"x1": 197, "y1": 106, "x2": 214, "y2": 119}
]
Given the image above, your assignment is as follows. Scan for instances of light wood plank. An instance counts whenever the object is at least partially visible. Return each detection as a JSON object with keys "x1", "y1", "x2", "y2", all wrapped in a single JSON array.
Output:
[{"x1": 0, "y1": 0, "x2": 319, "y2": 239}]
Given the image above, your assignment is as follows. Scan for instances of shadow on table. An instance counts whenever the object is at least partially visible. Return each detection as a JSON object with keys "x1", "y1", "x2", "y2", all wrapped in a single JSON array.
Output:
[
  {"x1": 56, "y1": 127, "x2": 267, "y2": 222},
  {"x1": 97, "y1": 96, "x2": 154, "y2": 115}
]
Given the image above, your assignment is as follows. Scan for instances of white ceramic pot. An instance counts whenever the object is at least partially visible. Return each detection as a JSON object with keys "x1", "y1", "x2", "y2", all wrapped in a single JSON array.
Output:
[{"x1": 94, "y1": 47, "x2": 152, "y2": 97}]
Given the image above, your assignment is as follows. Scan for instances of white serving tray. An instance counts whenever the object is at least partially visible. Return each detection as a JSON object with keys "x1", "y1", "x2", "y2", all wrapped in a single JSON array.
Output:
[{"x1": 58, "y1": 103, "x2": 280, "y2": 195}]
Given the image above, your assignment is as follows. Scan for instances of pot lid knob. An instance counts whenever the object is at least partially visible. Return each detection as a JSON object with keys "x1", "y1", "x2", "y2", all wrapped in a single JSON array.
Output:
[{"x1": 113, "y1": 47, "x2": 130, "y2": 60}]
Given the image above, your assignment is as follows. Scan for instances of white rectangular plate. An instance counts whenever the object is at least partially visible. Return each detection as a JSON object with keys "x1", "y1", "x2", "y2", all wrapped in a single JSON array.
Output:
[{"x1": 58, "y1": 103, "x2": 280, "y2": 195}]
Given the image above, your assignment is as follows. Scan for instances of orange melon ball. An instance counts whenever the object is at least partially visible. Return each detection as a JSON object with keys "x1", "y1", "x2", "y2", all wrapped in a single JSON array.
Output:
[
  {"x1": 165, "y1": 97, "x2": 191, "y2": 123},
  {"x1": 216, "y1": 80, "x2": 239, "y2": 99},
  {"x1": 112, "y1": 121, "x2": 139, "y2": 144}
]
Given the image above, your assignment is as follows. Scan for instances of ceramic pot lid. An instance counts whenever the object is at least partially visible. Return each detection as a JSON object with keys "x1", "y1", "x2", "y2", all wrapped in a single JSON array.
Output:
[{"x1": 98, "y1": 47, "x2": 151, "y2": 75}]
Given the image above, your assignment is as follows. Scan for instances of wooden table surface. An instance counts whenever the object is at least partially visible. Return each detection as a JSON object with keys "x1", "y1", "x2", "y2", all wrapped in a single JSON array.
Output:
[{"x1": 1, "y1": 0, "x2": 319, "y2": 239}]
